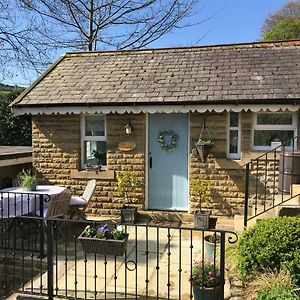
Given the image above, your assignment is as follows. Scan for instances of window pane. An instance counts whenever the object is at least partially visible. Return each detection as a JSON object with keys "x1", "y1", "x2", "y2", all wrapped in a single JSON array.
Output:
[
  {"x1": 254, "y1": 130, "x2": 294, "y2": 147},
  {"x1": 85, "y1": 116, "x2": 105, "y2": 136},
  {"x1": 229, "y1": 130, "x2": 238, "y2": 153},
  {"x1": 230, "y1": 112, "x2": 239, "y2": 127},
  {"x1": 84, "y1": 141, "x2": 107, "y2": 165},
  {"x1": 257, "y1": 113, "x2": 293, "y2": 125}
]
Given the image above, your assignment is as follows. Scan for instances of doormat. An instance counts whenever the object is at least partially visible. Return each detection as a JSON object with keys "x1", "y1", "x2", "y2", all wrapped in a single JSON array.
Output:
[
  {"x1": 148, "y1": 213, "x2": 182, "y2": 228},
  {"x1": 148, "y1": 219, "x2": 182, "y2": 228}
]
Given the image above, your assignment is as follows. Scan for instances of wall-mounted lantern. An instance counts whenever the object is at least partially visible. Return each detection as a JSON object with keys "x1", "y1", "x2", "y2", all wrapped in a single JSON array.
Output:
[{"x1": 124, "y1": 120, "x2": 133, "y2": 135}]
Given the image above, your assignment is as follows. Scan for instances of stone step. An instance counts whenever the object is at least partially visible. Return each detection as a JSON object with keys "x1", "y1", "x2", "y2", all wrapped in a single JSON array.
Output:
[
  {"x1": 235, "y1": 191, "x2": 300, "y2": 232},
  {"x1": 234, "y1": 211, "x2": 275, "y2": 233},
  {"x1": 11, "y1": 294, "x2": 62, "y2": 300},
  {"x1": 16, "y1": 295, "x2": 47, "y2": 300},
  {"x1": 274, "y1": 194, "x2": 300, "y2": 207},
  {"x1": 290, "y1": 184, "x2": 300, "y2": 199},
  {"x1": 138, "y1": 210, "x2": 189, "y2": 223},
  {"x1": 137, "y1": 211, "x2": 235, "y2": 231}
]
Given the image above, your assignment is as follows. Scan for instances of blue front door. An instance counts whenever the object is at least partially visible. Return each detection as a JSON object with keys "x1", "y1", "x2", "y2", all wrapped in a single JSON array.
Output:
[{"x1": 148, "y1": 113, "x2": 188, "y2": 210}]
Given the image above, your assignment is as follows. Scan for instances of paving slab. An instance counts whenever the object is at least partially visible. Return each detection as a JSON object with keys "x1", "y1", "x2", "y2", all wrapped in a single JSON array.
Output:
[{"x1": 10, "y1": 225, "x2": 233, "y2": 299}]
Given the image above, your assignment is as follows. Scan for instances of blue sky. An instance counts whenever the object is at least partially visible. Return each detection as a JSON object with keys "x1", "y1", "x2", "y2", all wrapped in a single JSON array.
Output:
[
  {"x1": 6, "y1": 0, "x2": 288, "y2": 86},
  {"x1": 152, "y1": 0, "x2": 288, "y2": 47}
]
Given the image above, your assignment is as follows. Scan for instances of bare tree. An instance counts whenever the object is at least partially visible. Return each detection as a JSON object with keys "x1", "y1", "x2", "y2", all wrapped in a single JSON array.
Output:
[
  {"x1": 0, "y1": 1, "x2": 53, "y2": 81},
  {"x1": 0, "y1": 0, "x2": 201, "y2": 81},
  {"x1": 20, "y1": 0, "x2": 200, "y2": 51},
  {"x1": 261, "y1": 0, "x2": 300, "y2": 36}
]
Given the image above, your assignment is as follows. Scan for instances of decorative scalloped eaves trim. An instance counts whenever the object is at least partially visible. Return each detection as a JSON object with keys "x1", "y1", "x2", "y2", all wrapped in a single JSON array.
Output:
[{"x1": 12, "y1": 104, "x2": 299, "y2": 115}]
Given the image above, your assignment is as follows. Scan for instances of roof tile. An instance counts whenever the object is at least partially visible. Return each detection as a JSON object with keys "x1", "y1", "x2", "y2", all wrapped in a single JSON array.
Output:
[{"x1": 12, "y1": 40, "x2": 300, "y2": 107}]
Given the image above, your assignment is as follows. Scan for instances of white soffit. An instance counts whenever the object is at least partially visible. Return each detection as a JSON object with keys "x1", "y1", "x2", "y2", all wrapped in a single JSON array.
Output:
[{"x1": 13, "y1": 104, "x2": 299, "y2": 115}]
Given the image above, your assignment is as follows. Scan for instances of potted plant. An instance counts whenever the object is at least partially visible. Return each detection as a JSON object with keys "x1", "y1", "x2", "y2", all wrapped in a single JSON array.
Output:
[
  {"x1": 190, "y1": 260, "x2": 222, "y2": 300},
  {"x1": 117, "y1": 171, "x2": 138, "y2": 224},
  {"x1": 204, "y1": 233, "x2": 221, "y2": 260},
  {"x1": 190, "y1": 178, "x2": 217, "y2": 229},
  {"x1": 195, "y1": 138, "x2": 214, "y2": 163},
  {"x1": 91, "y1": 150, "x2": 106, "y2": 172},
  {"x1": 17, "y1": 169, "x2": 38, "y2": 191},
  {"x1": 78, "y1": 224, "x2": 129, "y2": 256}
]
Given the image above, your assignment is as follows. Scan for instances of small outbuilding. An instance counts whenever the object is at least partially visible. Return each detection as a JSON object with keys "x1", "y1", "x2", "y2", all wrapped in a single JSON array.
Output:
[{"x1": 10, "y1": 39, "x2": 300, "y2": 217}]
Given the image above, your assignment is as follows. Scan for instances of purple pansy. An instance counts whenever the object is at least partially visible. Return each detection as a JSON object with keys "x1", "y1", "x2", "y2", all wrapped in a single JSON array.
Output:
[{"x1": 98, "y1": 224, "x2": 109, "y2": 237}]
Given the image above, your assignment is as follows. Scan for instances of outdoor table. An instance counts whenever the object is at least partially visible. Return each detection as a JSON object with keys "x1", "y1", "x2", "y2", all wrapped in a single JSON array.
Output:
[
  {"x1": 0, "y1": 185, "x2": 67, "y2": 218},
  {"x1": 0, "y1": 185, "x2": 68, "y2": 257}
]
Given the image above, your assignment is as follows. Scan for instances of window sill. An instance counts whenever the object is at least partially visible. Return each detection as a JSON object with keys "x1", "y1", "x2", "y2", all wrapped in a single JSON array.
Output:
[{"x1": 70, "y1": 169, "x2": 115, "y2": 180}]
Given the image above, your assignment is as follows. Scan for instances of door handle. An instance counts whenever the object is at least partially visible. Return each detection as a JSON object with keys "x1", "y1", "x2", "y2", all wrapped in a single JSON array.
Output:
[{"x1": 149, "y1": 156, "x2": 152, "y2": 169}]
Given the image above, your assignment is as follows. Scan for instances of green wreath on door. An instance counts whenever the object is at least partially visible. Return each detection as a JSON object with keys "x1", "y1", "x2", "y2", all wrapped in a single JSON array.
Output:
[{"x1": 157, "y1": 130, "x2": 178, "y2": 152}]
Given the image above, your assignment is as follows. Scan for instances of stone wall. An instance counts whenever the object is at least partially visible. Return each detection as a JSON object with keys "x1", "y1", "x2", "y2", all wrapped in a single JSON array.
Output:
[
  {"x1": 32, "y1": 111, "x2": 299, "y2": 217},
  {"x1": 189, "y1": 111, "x2": 300, "y2": 215},
  {"x1": 32, "y1": 113, "x2": 145, "y2": 216},
  {"x1": 32, "y1": 114, "x2": 80, "y2": 185},
  {"x1": 189, "y1": 112, "x2": 245, "y2": 216},
  {"x1": 96, "y1": 113, "x2": 146, "y2": 215}
]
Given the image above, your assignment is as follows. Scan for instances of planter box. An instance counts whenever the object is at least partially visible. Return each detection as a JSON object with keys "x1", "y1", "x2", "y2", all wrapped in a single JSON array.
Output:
[
  {"x1": 78, "y1": 232, "x2": 129, "y2": 256},
  {"x1": 193, "y1": 285, "x2": 221, "y2": 300},
  {"x1": 121, "y1": 207, "x2": 138, "y2": 224},
  {"x1": 194, "y1": 210, "x2": 210, "y2": 230}
]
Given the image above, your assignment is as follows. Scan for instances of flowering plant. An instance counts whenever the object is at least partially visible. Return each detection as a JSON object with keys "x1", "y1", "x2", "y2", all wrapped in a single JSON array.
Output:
[
  {"x1": 83, "y1": 224, "x2": 126, "y2": 240},
  {"x1": 195, "y1": 138, "x2": 214, "y2": 146},
  {"x1": 190, "y1": 260, "x2": 221, "y2": 288}
]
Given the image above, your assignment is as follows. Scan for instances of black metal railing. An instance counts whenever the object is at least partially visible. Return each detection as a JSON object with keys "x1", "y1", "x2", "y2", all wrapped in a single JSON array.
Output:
[
  {"x1": 244, "y1": 135, "x2": 300, "y2": 227},
  {"x1": 0, "y1": 203, "x2": 238, "y2": 300},
  {"x1": 0, "y1": 191, "x2": 51, "y2": 257}
]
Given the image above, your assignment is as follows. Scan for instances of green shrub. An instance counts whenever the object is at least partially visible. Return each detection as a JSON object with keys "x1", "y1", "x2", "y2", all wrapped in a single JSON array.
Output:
[
  {"x1": 257, "y1": 285, "x2": 298, "y2": 300},
  {"x1": 242, "y1": 270, "x2": 297, "y2": 300},
  {"x1": 0, "y1": 90, "x2": 31, "y2": 146},
  {"x1": 237, "y1": 217, "x2": 300, "y2": 284}
]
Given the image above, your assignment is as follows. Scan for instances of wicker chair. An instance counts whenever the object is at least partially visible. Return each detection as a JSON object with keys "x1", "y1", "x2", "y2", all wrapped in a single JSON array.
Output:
[
  {"x1": 45, "y1": 192, "x2": 71, "y2": 218},
  {"x1": 43, "y1": 191, "x2": 71, "y2": 239},
  {"x1": 68, "y1": 179, "x2": 96, "y2": 219}
]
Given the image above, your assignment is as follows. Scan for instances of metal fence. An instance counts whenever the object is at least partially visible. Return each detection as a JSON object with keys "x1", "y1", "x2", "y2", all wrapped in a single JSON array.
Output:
[
  {"x1": 244, "y1": 136, "x2": 300, "y2": 226},
  {"x1": 1, "y1": 193, "x2": 238, "y2": 300}
]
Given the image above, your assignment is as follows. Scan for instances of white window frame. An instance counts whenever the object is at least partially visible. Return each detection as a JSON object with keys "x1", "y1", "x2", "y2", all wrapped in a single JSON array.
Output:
[
  {"x1": 227, "y1": 112, "x2": 241, "y2": 159},
  {"x1": 80, "y1": 114, "x2": 107, "y2": 170},
  {"x1": 252, "y1": 111, "x2": 298, "y2": 151}
]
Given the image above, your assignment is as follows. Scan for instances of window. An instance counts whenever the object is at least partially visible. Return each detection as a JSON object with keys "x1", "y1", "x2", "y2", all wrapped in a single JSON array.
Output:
[
  {"x1": 81, "y1": 114, "x2": 107, "y2": 169},
  {"x1": 252, "y1": 112, "x2": 297, "y2": 150},
  {"x1": 227, "y1": 112, "x2": 241, "y2": 159}
]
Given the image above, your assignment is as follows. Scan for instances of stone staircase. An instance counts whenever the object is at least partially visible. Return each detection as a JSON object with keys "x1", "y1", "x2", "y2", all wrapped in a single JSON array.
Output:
[{"x1": 235, "y1": 184, "x2": 300, "y2": 232}]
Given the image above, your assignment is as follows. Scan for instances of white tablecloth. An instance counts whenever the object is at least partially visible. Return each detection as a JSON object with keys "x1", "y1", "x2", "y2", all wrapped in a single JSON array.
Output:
[{"x1": 0, "y1": 185, "x2": 68, "y2": 218}]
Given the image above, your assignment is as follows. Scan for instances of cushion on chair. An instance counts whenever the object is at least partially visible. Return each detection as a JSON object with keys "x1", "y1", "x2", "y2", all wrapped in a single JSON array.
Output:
[
  {"x1": 69, "y1": 196, "x2": 87, "y2": 206},
  {"x1": 82, "y1": 179, "x2": 97, "y2": 203}
]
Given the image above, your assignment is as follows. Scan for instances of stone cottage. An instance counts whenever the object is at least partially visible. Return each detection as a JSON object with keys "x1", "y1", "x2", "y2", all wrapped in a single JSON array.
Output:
[{"x1": 10, "y1": 39, "x2": 300, "y2": 217}]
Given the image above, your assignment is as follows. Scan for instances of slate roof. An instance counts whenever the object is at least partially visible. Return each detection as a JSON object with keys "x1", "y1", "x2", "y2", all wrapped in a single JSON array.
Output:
[{"x1": 12, "y1": 40, "x2": 300, "y2": 108}]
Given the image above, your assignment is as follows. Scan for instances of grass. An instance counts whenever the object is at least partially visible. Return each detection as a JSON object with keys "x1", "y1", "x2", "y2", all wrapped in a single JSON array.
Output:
[{"x1": 242, "y1": 270, "x2": 298, "y2": 300}]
